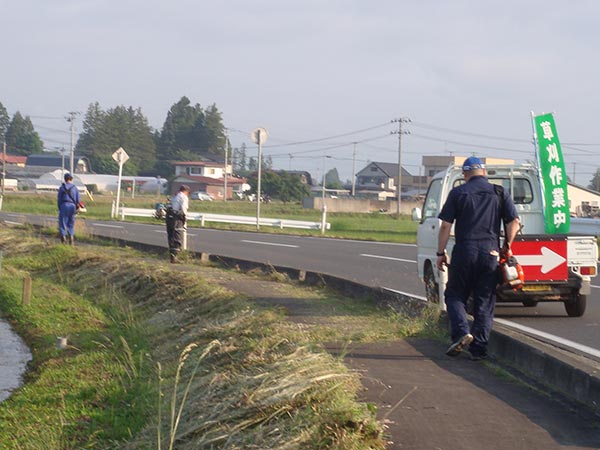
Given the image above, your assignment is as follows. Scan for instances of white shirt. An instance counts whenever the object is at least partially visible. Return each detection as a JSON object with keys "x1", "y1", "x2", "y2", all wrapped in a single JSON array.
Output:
[{"x1": 170, "y1": 191, "x2": 189, "y2": 215}]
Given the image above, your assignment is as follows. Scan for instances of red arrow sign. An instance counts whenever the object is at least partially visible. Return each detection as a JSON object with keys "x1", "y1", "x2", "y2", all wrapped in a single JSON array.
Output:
[{"x1": 511, "y1": 239, "x2": 568, "y2": 281}]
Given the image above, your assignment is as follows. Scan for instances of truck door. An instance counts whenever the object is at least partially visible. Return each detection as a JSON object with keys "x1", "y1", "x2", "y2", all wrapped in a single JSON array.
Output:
[{"x1": 417, "y1": 178, "x2": 443, "y2": 280}]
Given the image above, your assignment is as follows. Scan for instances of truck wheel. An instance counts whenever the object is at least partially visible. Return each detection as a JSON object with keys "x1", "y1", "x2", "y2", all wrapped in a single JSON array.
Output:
[
  {"x1": 564, "y1": 293, "x2": 586, "y2": 317},
  {"x1": 424, "y1": 263, "x2": 439, "y2": 304},
  {"x1": 522, "y1": 299, "x2": 538, "y2": 307}
]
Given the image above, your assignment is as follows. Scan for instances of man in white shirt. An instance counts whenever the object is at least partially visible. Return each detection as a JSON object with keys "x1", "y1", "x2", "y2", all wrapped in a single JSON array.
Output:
[{"x1": 166, "y1": 184, "x2": 191, "y2": 263}]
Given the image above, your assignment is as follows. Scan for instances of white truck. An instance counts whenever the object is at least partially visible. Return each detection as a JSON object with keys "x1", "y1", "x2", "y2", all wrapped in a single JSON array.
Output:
[{"x1": 414, "y1": 163, "x2": 598, "y2": 317}]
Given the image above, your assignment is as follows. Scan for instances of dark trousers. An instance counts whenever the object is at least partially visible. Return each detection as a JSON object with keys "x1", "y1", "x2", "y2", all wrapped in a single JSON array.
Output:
[
  {"x1": 445, "y1": 240, "x2": 499, "y2": 357},
  {"x1": 58, "y1": 203, "x2": 77, "y2": 237},
  {"x1": 166, "y1": 213, "x2": 185, "y2": 257}
]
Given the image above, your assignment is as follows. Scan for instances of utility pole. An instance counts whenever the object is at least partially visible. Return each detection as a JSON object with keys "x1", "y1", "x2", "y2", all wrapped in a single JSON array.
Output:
[
  {"x1": 66, "y1": 112, "x2": 78, "y2": 174},
  {"x1": 351, "y1": 142, "x2": 357, "y2": 197},
  {"x1": 391, "y1": 117, "x2": 411, "y2": 217},
  {"x1": 223, "y1": 130, "x2": 229, "y2": 201},
  {"x1": 1, "y1": 141, "x2": 5, "y2": 210}
]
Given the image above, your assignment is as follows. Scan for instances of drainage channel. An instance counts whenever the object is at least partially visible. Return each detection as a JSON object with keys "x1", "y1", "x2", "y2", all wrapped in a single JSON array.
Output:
[{"x1": 0, "y1": 319, "x2": 31, "y2": 402}]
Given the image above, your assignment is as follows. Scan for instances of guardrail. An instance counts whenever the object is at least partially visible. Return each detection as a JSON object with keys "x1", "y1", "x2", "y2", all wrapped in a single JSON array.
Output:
[{"x1": 115, "y1": 206, "x2": 331, "y2": 231}]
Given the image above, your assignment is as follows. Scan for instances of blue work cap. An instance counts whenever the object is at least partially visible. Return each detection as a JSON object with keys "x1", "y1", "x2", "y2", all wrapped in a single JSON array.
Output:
[
  {"x1": 64, "y1": 173, "x2": 73, "y2": 181},
  {"x1": 462, "y1": 156, "x2": 484, "y2": 171}
]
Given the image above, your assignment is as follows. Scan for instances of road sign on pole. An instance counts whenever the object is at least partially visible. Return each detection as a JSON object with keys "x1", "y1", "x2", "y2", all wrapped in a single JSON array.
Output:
[{"x1": 112, "y1": 147, "x2": 129, "y2": 218}]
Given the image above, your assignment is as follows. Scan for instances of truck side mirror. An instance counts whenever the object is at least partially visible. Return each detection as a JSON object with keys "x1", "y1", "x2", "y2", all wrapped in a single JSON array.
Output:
[{"x1": 412, "y1": 207, "x2": 422, "y2": 222}]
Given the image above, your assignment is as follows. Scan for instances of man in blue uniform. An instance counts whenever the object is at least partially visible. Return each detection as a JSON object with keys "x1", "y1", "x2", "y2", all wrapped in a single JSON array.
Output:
[
  {"x1": 436, "y1": 157, "x2": 520, "y2": 359},
  {"x1": 57, "y1": 173, "x2": 80, "y2": 245}
]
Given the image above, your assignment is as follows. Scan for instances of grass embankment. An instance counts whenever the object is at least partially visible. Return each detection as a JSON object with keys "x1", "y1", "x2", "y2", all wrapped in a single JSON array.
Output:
[
  {"x1": 1, "y1": 193, "x2": 418, "y2": 243},
  {"x1": 0, "y1": 227, "x2": 442, "y2": 449}
]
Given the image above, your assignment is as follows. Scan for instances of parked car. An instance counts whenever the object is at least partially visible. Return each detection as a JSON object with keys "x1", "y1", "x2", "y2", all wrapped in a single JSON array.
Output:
[{"x1": 190, "y1": 191, "x2": 214, "y2": 201}]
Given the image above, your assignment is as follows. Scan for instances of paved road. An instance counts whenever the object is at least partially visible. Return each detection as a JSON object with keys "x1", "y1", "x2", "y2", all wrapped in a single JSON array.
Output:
[{"x1": 3, "y1": 212, "x2": 600, "y2": 358}]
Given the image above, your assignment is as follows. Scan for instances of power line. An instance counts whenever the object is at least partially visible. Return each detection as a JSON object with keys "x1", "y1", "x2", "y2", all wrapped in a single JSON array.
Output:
[
  {"x1": 229, "y1": 123, "x2": 390, "y2": 148},
  {"x1": 411, "y1": 121, "x2": 531, "y2": 144}
]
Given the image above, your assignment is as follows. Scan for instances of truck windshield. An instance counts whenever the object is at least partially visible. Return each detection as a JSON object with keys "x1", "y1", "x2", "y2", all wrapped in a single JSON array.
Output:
[{"x1": 453, "y1": 178, "x2": 533, "y2": 204}]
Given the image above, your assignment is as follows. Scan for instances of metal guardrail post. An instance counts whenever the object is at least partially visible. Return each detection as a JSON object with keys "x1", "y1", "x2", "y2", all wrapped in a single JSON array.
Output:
[{"x1": 321, "y1": 205, "x2": 327, "y2": 235}]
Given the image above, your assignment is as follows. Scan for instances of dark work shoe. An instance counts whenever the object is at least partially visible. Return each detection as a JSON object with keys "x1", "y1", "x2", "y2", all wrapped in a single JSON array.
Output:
[
  {"x1": 170, "y1": 254, "x2": 177, "y2": 264},
  {"x1": 446, "y1": 333, "x2": 474, "y2": 357}
]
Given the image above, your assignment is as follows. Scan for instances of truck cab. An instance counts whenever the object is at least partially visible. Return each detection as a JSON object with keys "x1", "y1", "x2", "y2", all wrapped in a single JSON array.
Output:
[{"x1": 414, "y1": 163, "x2": 598, "y2": 317}]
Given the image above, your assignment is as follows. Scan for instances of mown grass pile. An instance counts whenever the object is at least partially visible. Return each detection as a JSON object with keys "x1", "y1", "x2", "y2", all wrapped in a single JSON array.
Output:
[{"x1": 0, "y1": 228, "x2": 387, "y2": 449}]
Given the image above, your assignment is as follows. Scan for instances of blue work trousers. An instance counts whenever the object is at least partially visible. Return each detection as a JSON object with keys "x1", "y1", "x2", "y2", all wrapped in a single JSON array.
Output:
[
  {"x1": 58, "y1": 203, "x2": 77, "y2": 237},
  {"x1": 445, "y1": 239, "x2": 499, "y2": 357}
]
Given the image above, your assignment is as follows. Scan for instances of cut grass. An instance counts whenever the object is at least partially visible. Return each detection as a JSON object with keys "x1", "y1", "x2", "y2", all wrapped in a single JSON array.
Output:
[{"x1": 0, "y1": 228, "x2": 447, "y2": 448}]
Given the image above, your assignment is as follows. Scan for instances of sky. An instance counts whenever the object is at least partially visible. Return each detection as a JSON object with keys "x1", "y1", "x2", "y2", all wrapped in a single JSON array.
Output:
[{"x1": 2, "y1": 0, "x2": 600, "y2": 186}]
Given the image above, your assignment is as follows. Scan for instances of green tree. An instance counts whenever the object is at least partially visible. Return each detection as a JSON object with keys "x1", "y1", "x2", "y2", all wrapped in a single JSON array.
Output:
[
  {"x1": 248, "y1": 156, "x2": 257, "y2": 172},
  {"x1": 76, "y1": 103, "x2": 156, "y2": 175},
  {"x1": 589, "y1": 168, "x2": 600, "y2": 192},
  {"x1": 0, "y1": 102, "x2": 9, "y2": 143},
  {"x1": 325, "y1": 167, "x2": 343, "y2": 189},
  {"x1": 158, "y1": 96, "x2": 203, "y2": 162},
  {"x1": 5, "y1": 111, "x2": 43, "y2": 155},
  {"x1": 156, "y1": 97, "x2": 228, "y2": 176},
  {"x1": 233, "y1": 143, "x2": 247, "y2": 173},
  {"x1": 264, "y1": 155, "x2": 273, "y2": 170},
  {"x1": 247, "y1": 170, "x2": 310, "y2": 203},
  {"x1": 202, "y1": 103, "x2": 226, "y2": 155}
]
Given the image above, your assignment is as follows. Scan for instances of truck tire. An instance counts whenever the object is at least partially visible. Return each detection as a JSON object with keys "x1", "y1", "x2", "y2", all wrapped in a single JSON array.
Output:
[
  {"x1": 424, "y1": 263, "x2": 439, "y2": 305},
  {"x1": 564, "y1": 293, "x2": 586, "y2": 317},
  {"x1": 522, "y1": 299, "x2": 538, "y2": 307}
]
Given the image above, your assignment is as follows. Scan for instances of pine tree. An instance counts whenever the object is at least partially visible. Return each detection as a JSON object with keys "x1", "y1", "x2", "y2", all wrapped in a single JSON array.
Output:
[
  {"x1": 75, "y1": 103, "x2": 156, "y2": 175},
  {"x1": 5, "y1": 112, "x2": 43, "y2": 155},
  {"x1": 589, "y1": 168, "x2": 600, "y2": 192},
  {"x1": 0, "y1": 102, "x2": 9, "y2": 144}
]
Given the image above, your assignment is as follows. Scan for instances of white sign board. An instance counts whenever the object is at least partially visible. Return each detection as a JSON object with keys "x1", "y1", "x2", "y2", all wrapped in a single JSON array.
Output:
[
  {"x1": 250, "y1": 128, "x2": 268, "y2": 145},
  {"x1": 112, "y1": 147, "x2": 130, "y2": 164}
]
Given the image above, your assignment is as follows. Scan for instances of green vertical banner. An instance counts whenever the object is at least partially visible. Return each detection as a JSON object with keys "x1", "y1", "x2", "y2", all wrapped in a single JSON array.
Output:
[{"x1": 534, "y1": 113, "x2": 570, "y2": 234}]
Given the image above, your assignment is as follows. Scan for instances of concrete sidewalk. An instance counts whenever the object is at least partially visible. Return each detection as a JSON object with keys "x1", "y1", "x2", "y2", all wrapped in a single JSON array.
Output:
[
  {"x1": 209, "y1": 269, "x2": 600, "y2": 450},
  {"x1": 332, "y1": 340, "x2": 600, "y2": 450}
]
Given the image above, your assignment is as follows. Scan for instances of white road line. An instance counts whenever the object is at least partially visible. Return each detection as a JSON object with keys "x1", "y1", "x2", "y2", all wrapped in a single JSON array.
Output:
[
  {"x1": 152, "y1": 230, "x2": 196, "y2": 237},
  {"x1": 241, "y1": 240, "x2": 299, "y2": 248},
  {"x1": 92, "y1": 224, "x2": 123, "y2": 229},
  {"x1": 385, "y1": 286, "x2": 600, "y2": 359},
  {"x1": 305, "y1": 236, "x2": 416, "y2": 247},
  {"x1": 592, "y1": 285, "x2": 600, "y2": 289},
  {"x1": 494, "y1": 318, "x2": 600, "y2": 359},
  {"x1": 382, "y1": 287, "x2": 427, "y2": 302},
  {"x1": 360, "y1": 253, "x2": 417, "y2": 264},
  {"x1": 3, "y1": 220, "x2": 22, "y2": 225}
]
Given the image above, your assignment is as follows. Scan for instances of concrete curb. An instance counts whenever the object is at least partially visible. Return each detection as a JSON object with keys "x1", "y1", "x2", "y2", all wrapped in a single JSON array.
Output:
[{"x1": 106, "y1": 237, "x2": 600, "y2": 415}]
